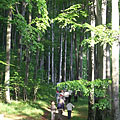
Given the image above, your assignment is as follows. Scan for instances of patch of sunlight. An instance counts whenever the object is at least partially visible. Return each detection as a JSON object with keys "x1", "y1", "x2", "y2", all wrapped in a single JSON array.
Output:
[
  {"x1": 77, "y1": 105, "x2": 88, "y2": 111},
  {"x1": 38, "y1": 100, "x2": 48, "y2": 106},
  {"x1": 0, "y1": 101, "x2": 44, "y2": 117},
  {"x1": 37, "y1": 100, "x2": 49, "y2": 109},
  {"x1": 78, "y1": 104, "x2": 88, "y2": 108},
  {"x1": 35, "y1": 100, "x2": 50, "y2": 113},
  {"x1": 22, "y1": 108, "x2": 44, "y2": 116},
  {"x1": 62, "y1": 110, "x2": 68, "y2": 116},
  {"x1": 72, "y1": 110, "x2": 88, "y2": 119},
  {"x1": 0, "y1": 103, "x2": 17, "y2": 114}
]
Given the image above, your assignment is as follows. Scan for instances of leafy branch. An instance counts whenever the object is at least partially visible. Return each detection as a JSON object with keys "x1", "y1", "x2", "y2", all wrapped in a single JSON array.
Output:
[{"x1": 53, "y1": 4, "x2": 87, "y2": 31}]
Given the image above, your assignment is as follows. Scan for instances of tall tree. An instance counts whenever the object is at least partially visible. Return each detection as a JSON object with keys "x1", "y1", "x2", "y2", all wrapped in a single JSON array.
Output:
[
  {"x1": 70, "y1": 32, "x2": 73, "y2": 81},
  {"x1": 88, "y1": 1, "x2": 95, "y2": 120},
  {"x1": 111, "y1": 0, "x2": 119, "y2": 119},
  {"x1": 51, "y1": 0, "x2": 55, "y2": 84},
  {"x1": 102, "y1": 0, "x2": 107, "y2": 80},
  {"x1": 73, "y1": 31, "x2": 79, "y2": 80},
  {"x1": 33, "y1": 34, "x2": 40, "y2": 101},
  {"x1": 5, "y1": 8, "x2": 12, "y2": 103},
  {"x1": 63, "y1": 28, "x2": 67, "y2": 82},
  {"x1": 48, "y1": 41, "x2": 50, "y2": 84},
  {"x1": 78, "y1": 30, "x2": 84, "y2": 79},
  {"x1": 51, "y1": 23, "x2": 55, "y2": 83},
  {"x1": 24, "y1": 8, "x2": 32, "y2": 101},
  {"x1": 18, "y1": 0, "x2": 27, "y2": 65},
  {"x1": 59, "y1": 29, "x2": 63, "y2": 83},
  {"x1": 95, "y1": 0, "x2": 103, "y2": 79}
]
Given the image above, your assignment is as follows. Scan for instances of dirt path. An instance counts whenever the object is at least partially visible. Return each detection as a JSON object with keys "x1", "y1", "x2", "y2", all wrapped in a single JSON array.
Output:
[
  {"x1": 1, "y1": 110, "x2": 68, "y2": 120},
  {"x1": 1, "y1": 114, "x2": 35, "y2": 120},
  {"x1": 2, "y1": 110, "x2": 87, "y2": 120}
]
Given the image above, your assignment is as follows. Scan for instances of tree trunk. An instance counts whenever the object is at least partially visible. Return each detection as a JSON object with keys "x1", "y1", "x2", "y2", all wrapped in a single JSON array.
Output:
[
  {"x1": 78, "y1": 32, "x2": 83, "y2": 79},
  {"x1": 88, "y1": 1, "x2": 95, "y2": 119},
  {"x1": 51, "y1": 23, "x2": 55, "y2": 84},
  {"x1": 33, "y1": 34, "x2": 40, "y2": 101},
  {"x1": 99, "y1": 1, "x2": 107, "y2": 119},
  {"x1": 106, "y1": 44, "x2": 111, "y2": 79},
  {"x1": 47, "y1": 0, "x2": 51, "y2": 84},
  {"x1": 2, "y1": 9, "x2": 6, "y2": 50},
  {"x1": 24, "y1": 11, "x2": 31, "y2": 101},
  {"x1": 70, "y1": 32, "x2": 73, "y2": 81},
  {"x1": 63, "y1": 28, "x2": 67, "y2": 82},
  {"x1": 48, "y1": 46, "x2": 50, "y2": 84},
  {"x1": 106, "y1": 43, "x2": 112, "y2": 117},
  {"x1": 5, "y1": 8, "x2": 12, "y2": 103},
  {"x1": 95, "y1": 0, "x2": 103, "y2": 79},
  {"x1": 111, "y1": 0, "x2": 119, "y2": 119},
  {"x1": 18, "y1": 1, "x2": 27, "y2": 66},
  {"x1": 59, "y1": 30, "x2": 63, "y2": 83},
  {"x1": 102, "y1": 0, "x2": 107, "y2": 80},
  {"x1": 73, "y1": 31, "x2": 79, "y2": 80}
]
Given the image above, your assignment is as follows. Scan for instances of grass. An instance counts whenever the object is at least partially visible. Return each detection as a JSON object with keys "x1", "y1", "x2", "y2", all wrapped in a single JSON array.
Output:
[
  {"x1": 0, "y1": 84, "x2": 88, "y2": 120},
  {"x1": 71, "y1": 97, "x2": 88, "y2": 120}
]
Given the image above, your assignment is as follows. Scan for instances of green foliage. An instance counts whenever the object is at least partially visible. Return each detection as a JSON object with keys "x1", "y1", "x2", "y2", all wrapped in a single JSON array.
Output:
[
  {"x1": 0, "y1": 0, "x2": 16, "y2": 8},
  {"x1": 14, "y1": 13, "x2": 44, "y2": 53},
  {"x1": 0, "y1": 83, "x2": 88, "y2": 120},
  {"x1": 54, "y1": 2, "x2": 119, "y2": 47},
  {"x1": 54, "y1": 4, "x2": 87, "y2": 31},
  {"x1": 93, "y1": 98, "x2": 110, "y2": 110},
  {"x1": 57, "y1": 79, "x2": 91, "y2": 96},
  {"x1": 10, "y1": 72, "x2": 24, "y2": 88},
  {"x1": 31, "y1": 0, "x2": 50, "y2": 32},
  {"x1": 0, "y1": 60, "x2": 15, "y2": 67},
  {"x1": 0, "y1": 60, "x2": 8, "y2": 65},
  {"x1": 9, "y1": 72, "x2": 24, "y2": 99},
  {"x1": 57, "y1": 79, "x2": 111, "y2": 110},
  {"x1": 13, "y1": 0, "x2": 50, "y2": 53},
  {"x1": 82, "y1": 23, "x2": 120, "y2": 47},
  {"x1": 0, "y1": 100, "x2": 44, "y2": 117}
]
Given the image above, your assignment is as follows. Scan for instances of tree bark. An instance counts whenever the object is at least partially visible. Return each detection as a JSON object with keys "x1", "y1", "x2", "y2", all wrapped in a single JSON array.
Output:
[
  {"x1": 111, "y1": 0, "x2": 119, "y2": 119},
  {"x1": 88, "y1": 1, "x2": 95, "y2": 119},
  {"x1": 5, "y1": 8, "x2": 12, "y2": 103},
  {"x1": 18, "y1": 1, "x2": 27, "y2": 66},
  {"x1": 102, "y1": 0, "x2": 107, "y2": 80},
  {"x1": 63, "y1": 28, "x2": 67, "y2": 82},
  {"x1": 73, "y1": 31, "x2": 79, "y2": 80},
  {"x1": 48, "y1": 46, "x2": 50, "y2": 84},
  {"x1": 59, "y1": 30, "x2": 63, "y2": 83},
  {"x1": 70, "y1": 32, "x2": 73, "y2": 81},
  {"x1": 78, "y1": 31, "x2": 83, "y2": 79},
  {"x1": 51, "y1": 23, "x2": 55, "y2": 84},
  {"x1": 33, "y1": 34, "x2": 40, "y2": 101}
]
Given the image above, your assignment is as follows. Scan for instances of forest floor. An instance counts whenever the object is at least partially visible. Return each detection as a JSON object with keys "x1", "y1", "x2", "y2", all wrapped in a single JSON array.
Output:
[
  {"x1": 2, "y1": 109, "x2": 87, "y2": 120},
  {"x1": 1, "y1": 97, "x2": 88, "y2": 120},
  {"x1": 0, "y1": 84, "x2": 88, "y2": 120}
]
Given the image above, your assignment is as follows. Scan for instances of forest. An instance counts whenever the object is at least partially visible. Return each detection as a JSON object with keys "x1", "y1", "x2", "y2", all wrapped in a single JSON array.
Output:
[{"x1": 0, "y1": 0, "x2": 120, "y2": 120}]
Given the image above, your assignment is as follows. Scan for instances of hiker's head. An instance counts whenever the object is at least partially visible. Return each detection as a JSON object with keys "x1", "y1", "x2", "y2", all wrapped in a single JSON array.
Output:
[{"x1": 51, "y1": 101, "x2": 55, "y2": 105}]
